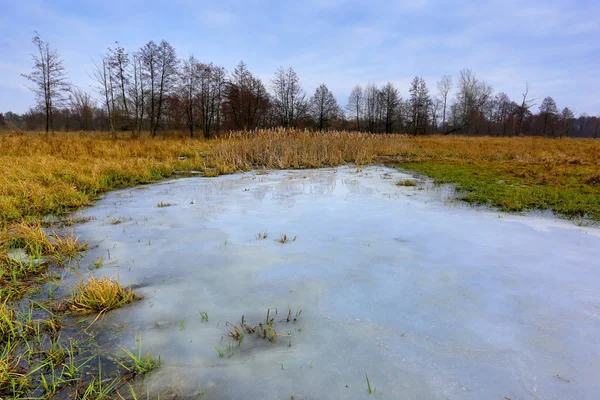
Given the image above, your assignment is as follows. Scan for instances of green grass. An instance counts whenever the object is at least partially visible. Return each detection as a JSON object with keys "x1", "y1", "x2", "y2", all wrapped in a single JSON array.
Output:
[
  {"x1": 278, "y1": 234, "x2": 296, "y2": 244},
  {"x1": 401, "y1": 162, "x2": 600, "y2": 222},
  {"x1": 118, "y1": 335, "x2": 162, "y2": 375}
]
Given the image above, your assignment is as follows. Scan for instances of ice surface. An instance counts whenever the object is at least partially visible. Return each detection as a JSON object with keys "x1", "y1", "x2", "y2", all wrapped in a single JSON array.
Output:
[{"x1": 70, "y1": 166, "x2": 600, "y2": 399}]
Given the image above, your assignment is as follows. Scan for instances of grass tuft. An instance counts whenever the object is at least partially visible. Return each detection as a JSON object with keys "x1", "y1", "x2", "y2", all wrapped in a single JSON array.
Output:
[
  {"x1": 256, "y1": 231, "x2": 268, "y2": 240},
  {"x1": 67, "y1": 276, "x2": 139, "y2": 313},
  {"x1": 0, "y1": 301, "x2": 17, "y2": 344},
  {"x1": 118, "y1": 335, "x2": 162, "y2": 375},
  {"x1": 278, "y1": 234, "x2": 296, "y2": 244},
  {"x1": 396, "y1": 179, "x2": 417, "y2": 186}
]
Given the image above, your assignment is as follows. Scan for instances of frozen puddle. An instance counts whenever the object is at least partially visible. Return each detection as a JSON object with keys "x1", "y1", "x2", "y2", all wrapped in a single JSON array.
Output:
[{"x1": 71, "y1": 166, "x2": 600, "y2": 399}]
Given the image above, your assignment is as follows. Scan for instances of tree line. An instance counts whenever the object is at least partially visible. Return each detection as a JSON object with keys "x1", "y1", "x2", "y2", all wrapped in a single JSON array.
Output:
[{"x1": 2, "y1": 32, "x2": 599, "y2": 138}]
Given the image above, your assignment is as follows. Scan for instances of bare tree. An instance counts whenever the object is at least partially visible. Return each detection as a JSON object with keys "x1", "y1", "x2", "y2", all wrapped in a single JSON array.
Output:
[
  {"x1": 363, "y1": 84, "x2": 379, "y2": 133},
  {"x1": 560, "y1": 107, "x2": 575, "y2": 137},
  {"x1": 309, "y1": 84, "x2": 340, "y2": 131},
  {"x1": 108, "y1": 42, "x2": 130, "y2": 127},
  {"x1": 22, "y1": 32, "x2": 71, "y2": 133},
  {"x1": 155, "y1": 41, "x2": 178, "y2": 136},
  {"x1": 180, "y1": 55, "x2": 200, "y2": 137},
  {"x1": 408, "y1": 77, "x2": 431, "y2": 135},
  {"x1": 198, "y1": 63, "x2": 226, "y2": 138},
  {"x1": 70, "y1": 88, "x2": 95, "y2": 130},
  {"x1": 345, "y1": 85, "x2": 363, "y2": 131},
  {"x1": 430, "y1": 98, "x2": 441, "y2": 133},
  {"x1": 380, "y1": 82, "x2": 400, "y2": 133},
  {"x1": 539, "y1": 96, "x2": 559, "y2": 137},
  {"x1": 91, "y1": 54, "x2": 116, "y2": 133},
  {"x1": 140, "y1": 40, "x2": 178, "y2": 137},
  {"x1": 225, "y1": 61, "x2": 270, "y2": 130},
  {"x1": 454, "y1": 69, "x2": 492, "y2": 134},
  {"x1": 129, "y1": 53, "x2": 145, "y2": 135},
  {"x1": 270, "y1": 67, "x2": 307, "y2": 128},
  {"x1": 515, "y1": 83, "x2": 536, "y2": 136},
  {"x1": 437, "y1": 75, "x2": 452, "y2": 133}
]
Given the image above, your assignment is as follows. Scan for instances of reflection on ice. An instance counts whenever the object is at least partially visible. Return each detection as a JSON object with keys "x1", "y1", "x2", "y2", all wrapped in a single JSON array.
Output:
[{"x1": 70, "y1": 166, "x2": 600, "y2": 399}]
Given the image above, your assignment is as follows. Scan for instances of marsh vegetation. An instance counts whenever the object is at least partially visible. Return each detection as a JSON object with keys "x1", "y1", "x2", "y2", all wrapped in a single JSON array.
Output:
[{"x1": 0, "y1": 130, "x2": 599, "y2": 398}]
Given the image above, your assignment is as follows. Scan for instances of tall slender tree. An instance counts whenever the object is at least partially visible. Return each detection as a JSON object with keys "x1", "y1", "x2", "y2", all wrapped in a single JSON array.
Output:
[
  {"x1": 437, "y1": 75, "x2": 452, "y2": 133},
  {"x1": 345, "y1": 85, "x2": 363, "y2": 131},
  {"x1": 22, "y1": 32, "x2": 71, "y2": 133},
  {"x1": 380, "y1": 82, "x2": 400, "y2": 133}
]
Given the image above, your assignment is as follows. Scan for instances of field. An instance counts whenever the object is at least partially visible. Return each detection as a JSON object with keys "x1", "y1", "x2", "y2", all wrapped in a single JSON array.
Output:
[{"x1": 1, "y1": 129, "x2": 599, "y2": 398}]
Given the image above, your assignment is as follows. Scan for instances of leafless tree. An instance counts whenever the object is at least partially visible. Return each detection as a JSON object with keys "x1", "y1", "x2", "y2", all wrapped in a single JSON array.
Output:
[
  {"x1": 129, "y1": 53, "x2": 145, "y2": 135},
  {"x1": 91, "y1": 54, "x2": 116, "y2": 133},
  {"x1": 70, "y1": 88, "x2": 95, "y2": 130},
  {"x1": 309, "y1": 84, "x2": 340, "y2": 131},
  {"x1": 539, "y1": 96, "x2": 559, "y2": 137},
  {"x1": 270, "y1": 67, "x2": 307, "y2": 128},
  {"x1": 364, "y1": 84, "x2": 379, "y2": 133},
  {"x1": 560, "y1": 107, "x2": 575, "y2": 137},
  {"x1": 454, "y1": 69, "x2": 492, "y2": 134},
  {"x1": 108, "y1": 42, "x2": 130, "y2": 127},
  {"x1": 430, "y1": 98, "x2": 442, "y2": 133},
  {"x1": 437, "y1": 75, "x2": 452, "y2": 133},
  {"x1": 408, "y1": 77, "x2": 431, "y2": 135},
  {"x1": 180, "y1": 55, "x2": 200, "y2": 137},
  {"x1": 21, "y1": 32, "x2": 71, "y2": 133},
  {"x1": 225, "y1": 61, "x2": 270, "y2": 130},
  {"x1": 515, "y1": 83, "x2": 536, "y2": 136},
  {"x1": 140, "y1": 40, "x2": 179, "y2": 137},
  {"x1": 345, "y1": 85, "x2": 363, "y2": 131},
  {"x1": 380, "y1": 82, "x2": 400, "y2": 133},
  {"x1": 198, "y1": 63, "x2": 226, "y2": 138}
]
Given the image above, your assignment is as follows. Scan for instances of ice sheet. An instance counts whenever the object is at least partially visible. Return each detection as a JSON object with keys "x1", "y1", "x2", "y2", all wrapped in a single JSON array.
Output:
[{"x1": 70, "y1": 166, "x2": 600, "y2": 399}]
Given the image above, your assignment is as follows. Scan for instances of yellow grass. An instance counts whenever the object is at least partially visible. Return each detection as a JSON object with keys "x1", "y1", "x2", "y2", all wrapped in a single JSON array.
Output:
[
  {"x1": 68, "y1": 276, "x2": 139, "y2": 313},
  {"x1": 1, "y1": 129, "x2": 599, "y2": 301}
]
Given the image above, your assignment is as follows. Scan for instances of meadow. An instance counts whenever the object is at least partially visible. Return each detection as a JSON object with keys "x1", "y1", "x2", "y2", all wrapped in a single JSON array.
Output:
[{"x1": 1, "y1": 129, "x2": 599, "y2": 398}]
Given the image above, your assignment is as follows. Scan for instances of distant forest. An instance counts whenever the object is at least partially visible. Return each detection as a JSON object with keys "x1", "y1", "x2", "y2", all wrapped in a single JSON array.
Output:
[{"x1": 2, "y1": 32, "x2": 599, "y2": 138}]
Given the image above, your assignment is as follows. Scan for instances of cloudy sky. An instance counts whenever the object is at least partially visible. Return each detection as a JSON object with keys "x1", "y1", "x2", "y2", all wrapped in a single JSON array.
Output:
[{"x1": 1, "y1": 0, "x2": 599, "y2": 115}]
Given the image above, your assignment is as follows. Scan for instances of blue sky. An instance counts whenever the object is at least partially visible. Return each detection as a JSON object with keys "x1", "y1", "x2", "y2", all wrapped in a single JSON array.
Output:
[{"x1": 1, "y1": 0, "x2": 599, "y2": 115}]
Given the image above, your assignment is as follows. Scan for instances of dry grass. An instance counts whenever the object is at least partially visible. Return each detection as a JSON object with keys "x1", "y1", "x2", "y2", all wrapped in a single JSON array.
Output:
[
  {"x1": 0, "y1": 352, "x2": 27, "y2": 396},
  {"x1": 207, "y1": 129, "x2": 600, "y2": 170},
  {"x1": 0, "y1": 301, "x2": 16, "y2": 343},
  {"x1": 396, "y1": 179, "x2": 417, "y2": 187},
  {"x1": 1, "y1": 130, "x2": 599, "y2": 224},
  {"x1": 1, "y1": 129, "x2": 599, "y2": 300},
  {"x1": 0, "y1": 128, "x2": 598, "y2": 398},
  {"x1": 67, "y1": 276, "x2": 139, "y2": 313},
  {"x1": 0, "y1": 221, "x2": 86, "y2": 258}
]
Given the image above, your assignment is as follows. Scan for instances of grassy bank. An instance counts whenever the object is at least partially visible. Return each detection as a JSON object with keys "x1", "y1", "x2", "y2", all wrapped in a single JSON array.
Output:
[
  {"x1": 0, "y1": 129, "x2": 599, "y2": 398},
  {"x1": 2, "y1": 130, "x2": 599, "y2": 227},
  {"x1": 402, "y1": 161, "x2": 600, "y2": 221}
]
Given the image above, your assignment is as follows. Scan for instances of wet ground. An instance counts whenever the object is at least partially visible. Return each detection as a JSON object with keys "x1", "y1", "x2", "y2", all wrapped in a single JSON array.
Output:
[{"x1": 68, "y1": 166, "x2": 600, "y2": 399}]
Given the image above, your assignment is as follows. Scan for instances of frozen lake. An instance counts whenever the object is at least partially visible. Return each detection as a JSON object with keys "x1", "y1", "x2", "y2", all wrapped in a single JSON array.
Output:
[{"x1": 71, "y1": 166, "x2": 600, "y2": 399}]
